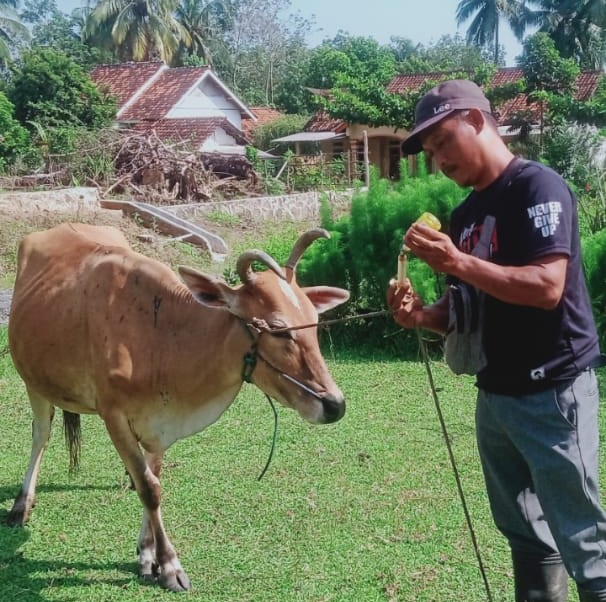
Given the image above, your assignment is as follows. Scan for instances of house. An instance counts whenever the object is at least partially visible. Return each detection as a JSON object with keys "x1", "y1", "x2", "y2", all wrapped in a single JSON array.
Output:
[
  {"x1": 388, "y1": 67, "x2": 603, "y2": 143},
  {"x1": 90, "y1": 61, "x2": 257, "y2": 155},
  {"x1": 241, "y1": 106, "x2": 284, "y2": 141},
  {"x1": 297, "y1": 67, "x2": 604, "y2": 179}
]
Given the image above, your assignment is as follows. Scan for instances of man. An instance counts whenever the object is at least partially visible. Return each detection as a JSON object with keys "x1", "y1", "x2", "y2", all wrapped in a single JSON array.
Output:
[{"x1": 387, "y1": 79, "x2": 606, "y2": 602}]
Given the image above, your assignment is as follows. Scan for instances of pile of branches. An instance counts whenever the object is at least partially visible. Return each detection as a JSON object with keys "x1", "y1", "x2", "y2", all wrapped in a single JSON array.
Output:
[{"x1": 108, "y1": 131, "x2": 261, "y2": 203}]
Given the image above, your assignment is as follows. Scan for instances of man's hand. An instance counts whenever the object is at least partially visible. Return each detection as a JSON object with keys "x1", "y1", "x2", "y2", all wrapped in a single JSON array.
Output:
[
  {"x1": 387, "y1": 278, "x2": 424, "y2": 329},
  {"x1": 404, "y1": 223, "x2": 461, "y2": 274}
]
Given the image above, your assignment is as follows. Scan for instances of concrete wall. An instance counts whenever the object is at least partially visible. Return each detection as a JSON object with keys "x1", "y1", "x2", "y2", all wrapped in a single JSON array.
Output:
[{"x1": 166, "y1": 190, "x2": 353, "y2": 222}]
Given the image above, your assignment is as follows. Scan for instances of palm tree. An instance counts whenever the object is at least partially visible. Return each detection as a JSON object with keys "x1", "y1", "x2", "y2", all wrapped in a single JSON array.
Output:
[
  {"x1": 456, "y1": 0, "x2": 534, "y2": 64},
  {"x1": 0, "y1": 0, "x2": 30, "y2": 66},
  {"x1": 522, "y1": 0, "x2": 606, "y2": 69},
  {"x1": 83, "y1": 0, "x2": 190, "y2": 64},
  {"x1": 174, "y1": 0, "x2": 228, "y2": 67}
]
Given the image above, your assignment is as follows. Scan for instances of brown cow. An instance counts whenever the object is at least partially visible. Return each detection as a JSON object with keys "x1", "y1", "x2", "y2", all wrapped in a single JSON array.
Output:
[{"x1": 7, "y1": 222, "x2": 349, "y2": 592}]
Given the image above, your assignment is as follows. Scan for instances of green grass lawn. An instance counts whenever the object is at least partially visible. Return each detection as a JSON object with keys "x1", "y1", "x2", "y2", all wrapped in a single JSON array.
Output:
[{"x1": 1, "y1": 326, "x2": 604, "y2": 601}]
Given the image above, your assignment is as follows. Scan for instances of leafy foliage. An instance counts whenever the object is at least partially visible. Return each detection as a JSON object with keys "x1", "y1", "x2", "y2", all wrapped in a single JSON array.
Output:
[
  {"x1": 6, "y1": 47, "x2": 116, "y2": 130},
  {"x1": 250, "y1": 113, "x2": 309, "y2": 150},
  {"x1": 518, "y1": 32, "x2": 579, "y2": 95},
  {"x1": 583, "y1": 228, "x2": 606, "y2": 350},
  {"x1": 541, "y1": 123, "x2": 603, "y2": 191},
  {"x1": 83, "y1": 0, "x2": 188, "y2": 64},
  {"x1": 528, "y1": 0, "x2": 606, "y2": 69},
  {"x1": 298, "y1": 161, "x2": 464, "y2": 353},
  {"x1": 0, "y1": 90, "x2": 29, "y2": 170},
  {"x1": 395, "y1": 34, "x2": 497, "y2": 73},
  {"x1": 25, "y1": 2, "x2": 115, "y2": 68},
  {"x1": 455, "y1": 0, "x2": 531, "y2": 64}
]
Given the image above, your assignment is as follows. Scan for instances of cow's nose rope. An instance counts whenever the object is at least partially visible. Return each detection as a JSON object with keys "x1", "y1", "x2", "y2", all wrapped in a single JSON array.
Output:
[{"x1": 239, "y1": 311, "x2": 391, "y2": 480}]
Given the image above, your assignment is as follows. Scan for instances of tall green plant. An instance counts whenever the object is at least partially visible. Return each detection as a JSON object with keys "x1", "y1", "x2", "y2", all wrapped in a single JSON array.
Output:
[
  {"x1": 583, "y1": 228, "x2": 606, "y2": 350},
  {"x1": 298, "y1": 160, "x2": 464, "y2": 353}
]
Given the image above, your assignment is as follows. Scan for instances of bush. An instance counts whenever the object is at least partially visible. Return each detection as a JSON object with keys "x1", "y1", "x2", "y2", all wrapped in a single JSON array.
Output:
[
  {"x1": 297, "y1": 159, "x2": 464, "y2": 354},
  {"x1": 583, "y1": 228, "x2": 606, "y2": 351},
  {"x1": 251, "y1": 114, "x2": 310, "y2": 151},
  {"x1": 0, "y1": 92, "x2": 30, "y2": 172}
]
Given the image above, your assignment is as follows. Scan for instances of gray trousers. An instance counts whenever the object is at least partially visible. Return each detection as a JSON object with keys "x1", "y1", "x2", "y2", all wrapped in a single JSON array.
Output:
[{"x1": 476, "y1": 369, "x2": 606, "y2": 586}]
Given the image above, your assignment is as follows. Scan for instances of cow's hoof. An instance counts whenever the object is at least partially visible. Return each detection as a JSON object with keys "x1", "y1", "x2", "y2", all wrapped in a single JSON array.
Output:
[
  {"x1": 6, "y1": 508, "x2": 27, "y2": 527},
  {"x1": 160, "y1": 569, "x2": 191, "y2": 592}
]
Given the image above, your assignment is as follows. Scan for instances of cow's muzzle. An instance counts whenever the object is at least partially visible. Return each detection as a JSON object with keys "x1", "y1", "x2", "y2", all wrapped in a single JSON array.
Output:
[{"x1": 320, "y1": 394, "x2": 346, "y2": 423}]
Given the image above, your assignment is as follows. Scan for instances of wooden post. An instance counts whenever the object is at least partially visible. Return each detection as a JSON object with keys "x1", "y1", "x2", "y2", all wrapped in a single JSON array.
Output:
[{"x1": 363, "y1": 130, "x2": 370, "y2": 188}]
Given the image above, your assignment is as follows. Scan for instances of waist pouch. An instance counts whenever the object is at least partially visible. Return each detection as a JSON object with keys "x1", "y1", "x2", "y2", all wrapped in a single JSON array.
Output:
[
  {"x1": 445, "y1": 283, "x2": 486, "y2": 375},
  {"x1": 443, "y1": 214, "x2": 496, "y2": 376}
]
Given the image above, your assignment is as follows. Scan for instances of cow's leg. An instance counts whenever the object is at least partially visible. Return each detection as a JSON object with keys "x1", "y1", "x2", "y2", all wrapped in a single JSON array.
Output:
[
  {"x1": 103, "y1": 412, "x2": 190, "y2": 592},
  {"x1": 137, "y1": 451, "x2": 164, "y2": 581},
  {"x1": 7, "y1": 389, "x2": 55, "y2": 526}
]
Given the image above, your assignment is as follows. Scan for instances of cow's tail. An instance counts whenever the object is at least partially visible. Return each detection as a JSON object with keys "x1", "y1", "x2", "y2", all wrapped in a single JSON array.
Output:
[{"x1": 63, "y1": 411, "x2": 82, "y2": 473}]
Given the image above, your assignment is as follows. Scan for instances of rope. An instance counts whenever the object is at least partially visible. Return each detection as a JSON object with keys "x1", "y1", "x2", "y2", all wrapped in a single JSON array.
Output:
[
  {"x1": 251, "y1": 309, "x2": 392, "y2": 335},
  {"x1": 257, "y1": 392, "x2": 278, "y2": 481},
  {"x1": 415, "y1": 328, "x2": 494, "y2": 602},
  {"x1": 248, "y1": 309, "x2": 494, "y2": 599}
]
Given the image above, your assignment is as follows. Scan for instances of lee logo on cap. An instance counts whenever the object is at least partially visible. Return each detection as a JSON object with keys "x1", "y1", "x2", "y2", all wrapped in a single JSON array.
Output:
[{"x1": 433, "y1": 103, "x2": 451, "y2": 115}]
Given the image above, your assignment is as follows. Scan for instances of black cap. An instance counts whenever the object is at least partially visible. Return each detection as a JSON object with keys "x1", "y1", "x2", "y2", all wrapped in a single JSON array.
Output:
[{"x1": 401, "y1": 79, "x2": 492, "y2": 155}]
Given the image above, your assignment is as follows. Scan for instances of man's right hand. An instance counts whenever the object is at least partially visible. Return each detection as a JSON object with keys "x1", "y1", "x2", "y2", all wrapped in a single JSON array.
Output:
[{"x1": 387, "y1": 278, "x2": 424, "y2": 329}]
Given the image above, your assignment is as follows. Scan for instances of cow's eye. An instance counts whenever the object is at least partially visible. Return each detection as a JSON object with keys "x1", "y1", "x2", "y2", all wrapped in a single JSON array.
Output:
[{"x1": 270, "y1": 328, "x2": 293, "y2": 339}]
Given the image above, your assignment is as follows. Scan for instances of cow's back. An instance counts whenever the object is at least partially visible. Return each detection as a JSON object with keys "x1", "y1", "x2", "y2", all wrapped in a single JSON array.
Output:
[{"x1": 8, "y1": 223, "x2": 184, "y2": 412}]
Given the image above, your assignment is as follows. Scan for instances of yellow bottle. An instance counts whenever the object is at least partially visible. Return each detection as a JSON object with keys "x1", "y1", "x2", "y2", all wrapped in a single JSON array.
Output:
[
  {"x1": 396, "y1": 212, "x2": 441, "y2": 286},
  {"x1": 414, "y1": 211, "x2": 441, "y2": 231}
]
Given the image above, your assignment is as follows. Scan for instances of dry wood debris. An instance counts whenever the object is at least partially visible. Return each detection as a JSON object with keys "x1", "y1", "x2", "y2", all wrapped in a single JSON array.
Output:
[
  {"x1": 1, "y1": 130, "x2": 263, "y2": 204},
  {"x1": 110, "y1": 131, "x2": 260, "y2": 203}
]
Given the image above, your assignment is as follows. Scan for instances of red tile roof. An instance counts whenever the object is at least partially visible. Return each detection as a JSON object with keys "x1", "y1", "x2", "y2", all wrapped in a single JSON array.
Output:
[
  {"x1": 130, "y1": 117, "x2": 248, "y2": 147},
  {"x1": 119, "y1": 66, "x2": 210, "y2": 121},
  {"x1": 387, "y1": 68, "x2": 603, "y2": 126},
  {"x1": 386, "y1": 72, "x2": 457, "y2": 94},
  {"x1": 241, "y1": 106, "x2": 283, "y2": 138},
  {"x1": 90, "y1": 62, "x2": 165, "y2": 108},
  {"x1": 492, "y1": 69, "x2": 602, "y2": 124},
  {"x1": 304, "y1": 110, "x2": 347, "y2": 134}
]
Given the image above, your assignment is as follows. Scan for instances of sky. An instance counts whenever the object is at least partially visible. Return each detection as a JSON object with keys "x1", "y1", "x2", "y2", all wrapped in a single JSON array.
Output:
[
  {"x1": 289, "y1": 0, "x2": 525, "y2": 66},
  {"x1": 55, "y1": 0, "x2": 526, "y2": 67}
]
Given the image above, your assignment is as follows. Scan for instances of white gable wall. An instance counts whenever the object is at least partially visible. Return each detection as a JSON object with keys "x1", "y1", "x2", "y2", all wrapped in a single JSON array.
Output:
[
  {"x1": 200, "y1": 127, "x2": 238, "y2": 152},
  {"x1": 166, "y1": 78, "x2": 243, "y2": 129}
]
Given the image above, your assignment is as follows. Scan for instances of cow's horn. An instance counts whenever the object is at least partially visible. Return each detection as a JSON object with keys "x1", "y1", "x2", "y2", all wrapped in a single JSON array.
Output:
[
  {"x1": 285, "y1": 228, "x2": 330, "y2": 271},
  {"x1": 236, "y1": 250, "x2": 286, "y2": 283}
]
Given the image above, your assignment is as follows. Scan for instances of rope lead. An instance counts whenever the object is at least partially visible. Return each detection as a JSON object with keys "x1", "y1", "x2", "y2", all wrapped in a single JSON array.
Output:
[{"x1": 415, "y1": 328, "x2": 494, "y2": 602}]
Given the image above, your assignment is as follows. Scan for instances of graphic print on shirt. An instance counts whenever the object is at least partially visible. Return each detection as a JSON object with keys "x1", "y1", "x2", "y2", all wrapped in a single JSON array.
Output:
[
  {"x1": 457, "y1": 220, "x2": 498, "y2": 257},
  {"x1": 527, "y1": 201, "x2": 563, "y2": 238}
]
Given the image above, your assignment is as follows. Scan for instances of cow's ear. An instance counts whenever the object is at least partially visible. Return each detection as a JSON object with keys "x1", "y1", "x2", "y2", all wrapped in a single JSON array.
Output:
[
  {"x1": 178, "y1": 266, "x2": 237, "y2": 309},
  {"x1": 302, "y1": 286, "x2": 349, "y2": 314}
]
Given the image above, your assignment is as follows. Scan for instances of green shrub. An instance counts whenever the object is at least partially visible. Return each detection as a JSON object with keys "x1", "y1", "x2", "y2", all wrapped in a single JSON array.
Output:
[
  {"x1": 251, "y1": 114, "x2": 309, "y2": 151},
  {"x1": 583, "y1": 228, "x2": 606, "y2": 351},
  {"x1": 0, "y1": 92, "x2": 30, "y2": 172},
  {"x1": 298, "y1": 159, "x2": 464, "y2": 354}
]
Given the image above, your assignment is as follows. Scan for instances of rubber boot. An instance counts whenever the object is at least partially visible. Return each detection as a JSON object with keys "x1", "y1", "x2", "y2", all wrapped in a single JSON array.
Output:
[
  {"x1": 512, "y1": 550, "x2": 568, "y2": 602},
  {"x1": 577, "y1": 587, "x2": 606, "y2": 602}
]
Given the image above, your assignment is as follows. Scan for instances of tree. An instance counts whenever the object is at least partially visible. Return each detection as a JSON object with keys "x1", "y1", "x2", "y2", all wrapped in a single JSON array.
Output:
[
  {"x1": 174, "y1": 0, "x2": 229, "y2": 67},
  {"x1": 0, "y1": 91, "x2": 30, "y2": 170},
  {"x1": 396, "y1": 34, "x2": 496, "y2": 73},
  {"x1": 0, "y1": 0, "x2": 30, "y2": 65},
  {"x1": 6, "y1": 47, "x2": 116, "y2": 129},
  {"x1": 218, "y1": 0, "x2": 312, "y2": 106},
  {"x1": 83, "y1": 0, "x2": 190, "y2": 64},
  {"x1": 304, "y1": 35, "x2": 404, "y2": 127},
  {"x1": 456, "y1": 0, "x2": 532, "y2": 64},
  {"x1": 519, "y1": 31, "x2": 579, "y2": 95},
  {"x1": 512, "y1": 32, "x2": 580, "y2": 151},
  {"x1": 522, "y1": 0, "x2": 606, "y2": 69},
  {"x1": 21, "y1": 0, "x2": 115, "y2": 68}
]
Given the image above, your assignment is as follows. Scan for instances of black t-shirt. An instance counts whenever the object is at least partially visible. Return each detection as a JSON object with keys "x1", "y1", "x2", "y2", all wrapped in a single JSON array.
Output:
[{"x1": 449, "y1": 158, "x2": 600, "y2": 395}]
